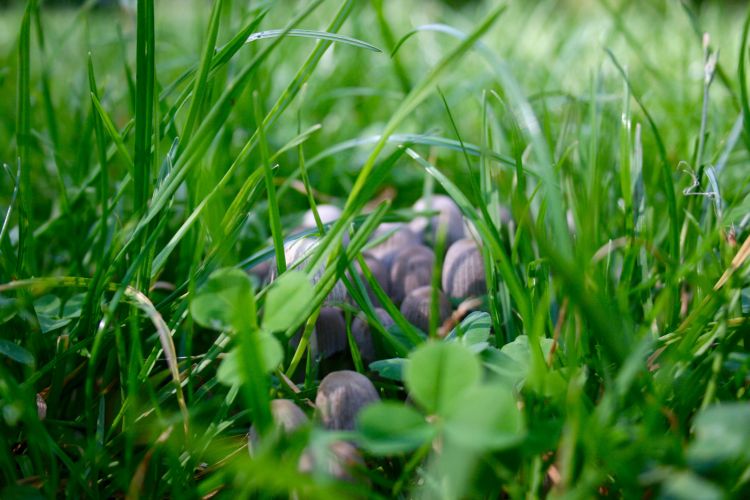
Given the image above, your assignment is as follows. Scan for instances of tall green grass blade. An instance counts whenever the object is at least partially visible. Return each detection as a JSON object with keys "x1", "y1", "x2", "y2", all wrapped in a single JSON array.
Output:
[
  {"x1": 246, "y1": 29, "x2": 381, "y2": 52},
  {"x1": 16, "y1": 1, "x2": 33, "y2": 275}
]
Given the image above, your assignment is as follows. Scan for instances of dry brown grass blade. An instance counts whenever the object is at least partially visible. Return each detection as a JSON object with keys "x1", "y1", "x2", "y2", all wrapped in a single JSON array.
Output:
[
  {"x1": 713, "y1": 232, "x2": 750, "y2": 291},
  {"x1": 124, "y1": 287, "x2": 190, "y2": 435}
]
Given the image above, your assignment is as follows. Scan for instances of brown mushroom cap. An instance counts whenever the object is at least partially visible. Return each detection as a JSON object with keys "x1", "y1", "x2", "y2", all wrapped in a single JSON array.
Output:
[
  {"x1": 409, "y1": 194, "x2": 465, "y2": 247},
  {"x1": 442, "y1": 238, "x2": 486, "y2": 299},
  {"x1": 400, "y1": 285, "x2": 452, "y2": 333},
  {"x1": 389, "y1": 245, "x2": 435, "y2": 305},
  {"x1": 248, "y1": 399, "x2": 308, "y2": 454},
  {"x1": 315, "y1": 370, "x2": 380, "y2": 431}
]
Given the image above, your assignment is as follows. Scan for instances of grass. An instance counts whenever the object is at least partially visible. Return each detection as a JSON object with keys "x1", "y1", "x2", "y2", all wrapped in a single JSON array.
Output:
[{"x1": 1, "y1": 0, "x2": 750, "y2": 497}]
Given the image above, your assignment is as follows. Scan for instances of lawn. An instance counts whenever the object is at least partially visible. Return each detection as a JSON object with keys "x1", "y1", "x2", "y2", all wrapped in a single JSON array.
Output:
[{"x1": 0, "y1": 0, "x2": 749, "y2": 497}]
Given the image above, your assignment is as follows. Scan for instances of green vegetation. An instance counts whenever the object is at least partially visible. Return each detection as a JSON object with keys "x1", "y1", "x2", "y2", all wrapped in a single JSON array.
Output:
[{"x1": 1, "y1": 0, "x2": 749, "y2": 497}]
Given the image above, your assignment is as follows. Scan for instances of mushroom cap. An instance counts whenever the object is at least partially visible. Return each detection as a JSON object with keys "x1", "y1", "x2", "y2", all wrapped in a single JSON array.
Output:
[
  {"x1": 298, "y1": 440, "x2": 365, "y2": 483},
  {"x1": 389, "y1": 245, "x2": 435, "y2": 305},
  {"x1": 351, "y1": 308, "x2": 393, "y2": 364},
  {"x1": 315, "y1": 370, "x2": 380, "y2": 431},
  {"x1": 400, "y1": 286, "x2": 452, "y2": 333},
  {"x1": 248, "y1": 399, "x2": 308, "y2": 454},
  {"x1": 289, "y1": 307, "x2": 347, "y2": 359},
  {"x1": 442, "y1": 238, "x2": 486, "y2": 299},
  {"x1": 301, "y1": 204, "x2": 342, "y2": 229},
  {"x1": 247, "y1": 258, "x2": 273, "y2": 286},
  {"x1": 367, "y1": 223, "x2": 421, "y2": 267},
  {"x1": 409, "y1": 194, "x2": 465, "y2": 247},
  {"x1": 271, "y1": 237, "x2": 348, "y2": 305},
  {"x1": 351, "y1": 252, "x2": 390, "y2": 305},
  {"x1": 315, "y1": 307, "x2": 348, "y2": 358}
]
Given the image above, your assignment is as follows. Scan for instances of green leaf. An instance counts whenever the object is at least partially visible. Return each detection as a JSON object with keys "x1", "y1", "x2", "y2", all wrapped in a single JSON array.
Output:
[
  {"x1": 0, "y1": 339, "x2": 34, "y2": 366},
  {"x1": 262, "y1": 270, "x2": 314, "y2": 333},
  {"x1": 659, "y1": 471, "x2": 722, "y2": 500},
  {"x1": 357, "y1": 401, "x2": 435, "y2": 455},
  {"x1": 443, "y1": 384, "x2": 524, "y2": 451},
  {"x1": 369, "y1": 358, "x2": 408, "y2": 382},
  {"x1": 217, "y1": 335, "x2": 283, "y2": 386},
  {"x1": 484, "y1": 335, "x2": 554, "y2": 388},
  {"x1": 405, "y1": 341, "x2": 481, "y2": 414},
  {"x1": 688, "y1": 403, "x2": 750, "y2": 469},
  {"x1": 0, "y1": 296, "x2": 19, "y2": 324},
  {"x1": 446, "y1": 311, "x2": 491, "y2": 352},
  {"x1": 191, "y1": 268, "x2": 256, "y2": 332}
]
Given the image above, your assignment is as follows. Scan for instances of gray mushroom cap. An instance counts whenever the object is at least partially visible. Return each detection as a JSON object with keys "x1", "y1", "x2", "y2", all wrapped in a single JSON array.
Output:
[
  {"x1": 409, "y1": 194, "x2": 465, "y2": 247},
  {"x1": 271, "y1": 236, "x2": 348, "y2": 305},
  {"x1": 301, "y1": 204, "x2": 342, "y2": 229},
  {"x1": 314, "y1": 307, "x2": 347, "y2": 358},
  {"x1": 298, "y1": 440, "x2": 365, "y2": 483},
  {"x1": 389, "y1": 244, "x2": 435, "y2": 305},
  {"x1": 442, "y1": 238, "x2": 486, "y2": 299},
  {"x1": 366, "y1": 223, "x2": 421, "y2": 267},
  {"x1": 315, "y1": 370, "x2": 380, "y2": 431},
  {"x1": 289, "y1": 307, "x2": 347, "y2": 359},
  {"x1": 400, "y1": 285, "x2": 452, "y2": 333},
  {"x1": 351, "y1": 308, "x2": 393, "y2": 363},
  {"x1": 248, "y1": 399, "x2": 308, "y2": 454},
  {"x1": 351, "y1": 252, "x2": 390, "y2": 305}
]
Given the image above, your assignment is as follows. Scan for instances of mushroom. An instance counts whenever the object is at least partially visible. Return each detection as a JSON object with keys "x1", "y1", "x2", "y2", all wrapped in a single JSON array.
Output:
[
  {"x1": 298, "y1": 440, "x2": 366, "y2": 483},
  {"x1": 314, "y1": 307, "x2": 348, "y2": 358},
  {"x1": 315, "y1": 370, "x2": 380, "y2": 431},
  {"x1": 351, "y1": 308, "x2": 393, "y2": 364},
  {"x1": 301, "y1": 204, "x2": 342, "y2": 229},
  {"x1": 248, "y1": 399, "x2": 308, "y2": 454},
  {"x1": 389, "y1": 245, "x2": 435, "y2": 305},
  {"x1": 350, "y1": 252, "x2": 390, "y2": 305},
  {"x1": 400, "y1": 286, "x2": 452, "y2": 333},
  {"x1": 409, "y1": 194, "x2": 465, "y2": 247},
  {"x1": 442, "y1": 238, "x2": 486, "y2": 299},
  {"x1": 289, "y1": 307, "x2": 347, "y2": 359},
  {"x1": 247, "y1": 258, "x2": 273, "y2": 286},
  {"x1": 271, "y1": 236, "x2": 348, "y2": 305},
  {"x1": 366, "y1": 223, "x2": 421, "y2": 267}
]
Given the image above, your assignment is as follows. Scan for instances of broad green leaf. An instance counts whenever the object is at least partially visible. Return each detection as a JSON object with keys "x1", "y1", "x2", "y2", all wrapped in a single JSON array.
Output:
[
  {"x1": 357, "y1": 401, "x2": 435, "y2": 455},
  {"x1": 369, "y1": 358, "x2": 408, "y2": 382},
  {"x1": 190, "y1": 268, "x2": 256, "y2": 332},
  {"x1": 443, "y1": 384, "x2": 524, "y2": 451},
  {"x1": 484, "y1": 335, "x2": 554, "y2": 388},
  {"x1": 688, "y1": 403, "x2": 750, "y2": 469},
  {"x1": 405, "y1": 341, "x2": 481, "y2": 414},
  {"x1": 262, "y1": 270, "x2": 314, "y2": 333},
  {"x1": 659, "y1": 471, "x2": 722, "y2": 500},
  {"x1": 34, "y1": 295, "x2": 71, "y2": 333},
  {"x1": 216, "y1": 334, "x2": 284, "y2": 386},
  {"x1": 446, "y1": 311, "x2": 491, "y2": 352},
  {"x1": 0, "y1": 339, "x2": 34, "y2": 366},
  {"x1": 0, "y1": 296, "x2": 18, "y2": 324}
]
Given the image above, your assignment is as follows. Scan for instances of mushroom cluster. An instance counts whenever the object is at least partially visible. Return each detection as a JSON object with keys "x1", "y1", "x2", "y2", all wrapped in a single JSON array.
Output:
[
  {"x1": 251, "y1": 194, "x2": 490, "y2": 371},
  {"x1": 249, "y1": 370, "x2": 379, "y2": 483}
]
